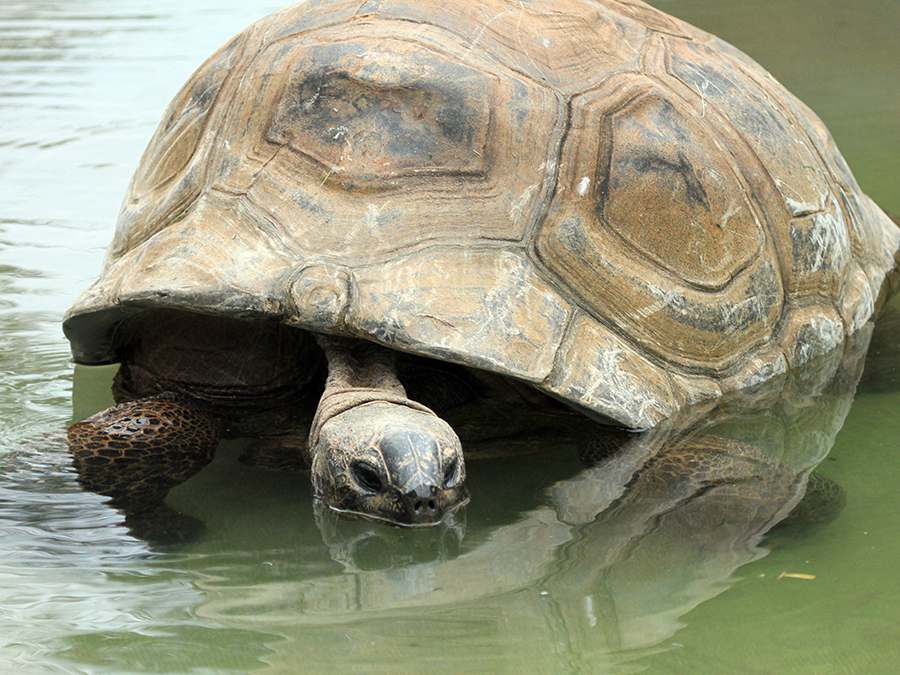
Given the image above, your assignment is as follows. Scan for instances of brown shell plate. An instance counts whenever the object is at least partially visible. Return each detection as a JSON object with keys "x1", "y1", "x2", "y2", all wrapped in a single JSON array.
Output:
[{"x1": 63, "y1": 0, "x2": 900, "y2": 428}]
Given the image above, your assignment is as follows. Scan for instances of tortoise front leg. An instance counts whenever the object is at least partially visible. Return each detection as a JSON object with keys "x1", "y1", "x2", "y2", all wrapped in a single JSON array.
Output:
[{"x1": 66, "y1": 395, "x2": 222, "y2": 512}]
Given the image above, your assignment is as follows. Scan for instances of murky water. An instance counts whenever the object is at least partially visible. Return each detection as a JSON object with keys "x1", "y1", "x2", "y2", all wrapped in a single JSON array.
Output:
[{"x1": 1, "y1": 1, "x2": 898, "y2": 673}]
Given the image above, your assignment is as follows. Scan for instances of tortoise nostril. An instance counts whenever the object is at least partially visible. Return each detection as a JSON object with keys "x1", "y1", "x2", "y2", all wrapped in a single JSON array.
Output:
[
  {"x1": 351, "y1": 462, "x2": 384, "y2": 493},
  {"x1": 413, "y1": 499, "x2": 438, "y2": 514}
]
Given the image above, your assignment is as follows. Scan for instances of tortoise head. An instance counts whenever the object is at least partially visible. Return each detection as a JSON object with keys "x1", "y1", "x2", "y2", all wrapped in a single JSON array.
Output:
[{"x1": 309, "y1": 400, "x2": 467, "y2": 526}]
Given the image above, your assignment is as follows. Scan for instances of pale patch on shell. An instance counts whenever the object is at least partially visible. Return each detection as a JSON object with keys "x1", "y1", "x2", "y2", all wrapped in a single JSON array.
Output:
[{"x1": 577, "y1": 176, "x2": 591, "y2": 196}]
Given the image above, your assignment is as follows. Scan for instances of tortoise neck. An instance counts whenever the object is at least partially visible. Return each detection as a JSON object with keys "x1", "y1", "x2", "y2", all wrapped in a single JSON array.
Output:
[
  {"x1": 308, "y1": 335, "x2": 437, "y2": 455},
  {"x1": 314, "y1": 334, "x2": 407, "y2": 396}
]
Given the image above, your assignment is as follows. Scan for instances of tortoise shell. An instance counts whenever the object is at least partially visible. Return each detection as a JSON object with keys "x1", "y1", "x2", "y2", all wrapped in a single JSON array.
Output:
[{"x1": 63, "y1": 0, "x2": 900, "y2": 429}]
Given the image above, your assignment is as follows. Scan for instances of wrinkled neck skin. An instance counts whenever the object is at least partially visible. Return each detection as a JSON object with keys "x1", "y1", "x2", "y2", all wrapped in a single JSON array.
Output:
[
  {"x1": 308, "y1": 335, "x2": 467, "y2": 526},
  {"x1": 308, "y1": 336, "x2": 415, "y2": 441}
]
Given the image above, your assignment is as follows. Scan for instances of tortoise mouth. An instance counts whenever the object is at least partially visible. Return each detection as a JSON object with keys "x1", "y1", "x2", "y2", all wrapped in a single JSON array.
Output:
[{"x1": 315, "y1": 493, "x2": 470, "y2": 528}]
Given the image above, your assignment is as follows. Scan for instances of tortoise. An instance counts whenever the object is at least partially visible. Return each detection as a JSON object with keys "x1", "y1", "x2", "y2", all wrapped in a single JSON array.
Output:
[{"x1": 63, "y1": 0, "x2": 899, "y2": 526}]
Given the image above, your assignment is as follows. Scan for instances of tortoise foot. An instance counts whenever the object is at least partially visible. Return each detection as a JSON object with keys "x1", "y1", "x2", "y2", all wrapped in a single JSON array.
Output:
[{"x1": 66, "y1": 396, "x2": 222, "y2": 509}]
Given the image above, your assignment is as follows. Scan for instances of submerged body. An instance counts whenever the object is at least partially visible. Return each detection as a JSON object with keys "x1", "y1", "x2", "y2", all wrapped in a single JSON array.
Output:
[{"x1": 64, "y1": 0, "x2": 898, "y2": 524}]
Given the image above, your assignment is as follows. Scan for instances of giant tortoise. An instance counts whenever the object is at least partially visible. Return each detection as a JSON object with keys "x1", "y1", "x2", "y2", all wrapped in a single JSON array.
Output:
[{"x1": 62, "y1": 0, "x2": 900, "y2": 525}]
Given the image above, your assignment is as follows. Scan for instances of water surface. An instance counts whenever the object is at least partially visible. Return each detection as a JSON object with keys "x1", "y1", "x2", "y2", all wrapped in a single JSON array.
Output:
[{"x1": 1, "y1": 1, "x2": 898, "y2": 673}]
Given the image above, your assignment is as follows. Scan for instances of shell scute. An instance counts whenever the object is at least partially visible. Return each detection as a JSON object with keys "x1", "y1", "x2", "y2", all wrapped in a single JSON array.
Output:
[
  {"x1": 664, "y1": 38, "x2": 833, "y2": 220},
  {"x1": 267, "y1": 40, "x2": 491, "y2": 183},
  {"x1": 347, "y1": 248, "x2": 571, "y2": 384},
  {"x1": 535, "y1": 77, "x2": 784, "y2": 373},
  {"x1": 366, "y1": 0, "x2": 649, "y2": 94},
  {"x1": 786, "y1": 201, "x2": 851, "y2": 299},
  {"x1": 600, "y1": 91, "x2": 764, "y2": 288},
  {"x1": 129, "y1": 34, "x2": 245, "y2": 201},
  {"x1": 286, "y1": 262, "x2": 354, "y2": 331},
  {"x1": 108, "y1": 32, "x2": 255, "y2": 264},
  {"x1": 545, "y1": 312, "x2": 678, "y2": 428}
]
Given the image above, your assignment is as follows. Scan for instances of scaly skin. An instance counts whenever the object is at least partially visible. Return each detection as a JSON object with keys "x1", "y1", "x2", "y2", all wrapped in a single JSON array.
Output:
[{"x1": 67, "y1": 395, "x2": 222, "y2": 510}]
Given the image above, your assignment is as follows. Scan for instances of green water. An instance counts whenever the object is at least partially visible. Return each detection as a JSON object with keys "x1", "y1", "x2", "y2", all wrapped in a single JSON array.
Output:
[{"x1": 1, "y1": 1, "x2": 898, "y2": 673}]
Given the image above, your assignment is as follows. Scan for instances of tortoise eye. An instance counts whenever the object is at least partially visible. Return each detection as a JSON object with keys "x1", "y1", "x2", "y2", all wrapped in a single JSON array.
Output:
[{"x1": 351, "y1": 461, "x2": 384, "y2": 493}]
